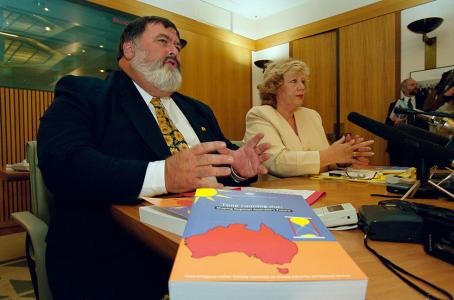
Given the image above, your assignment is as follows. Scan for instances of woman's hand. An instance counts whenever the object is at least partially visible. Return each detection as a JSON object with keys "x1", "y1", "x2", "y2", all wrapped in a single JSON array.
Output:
[
  {"x1": 319, "y1": 135, "x2": 374, "y2": 168},
  {"x1": 345, "y1": 134, "x2": 375, "y2": 165}
]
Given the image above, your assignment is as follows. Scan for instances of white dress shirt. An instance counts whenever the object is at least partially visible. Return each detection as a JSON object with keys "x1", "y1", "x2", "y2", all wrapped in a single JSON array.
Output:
[
  {"x1": 133, "y1": 82, "x2": 203, "y2": 197},
  {"x1": 389, "y1": 96, "x2": 416, "y2": 121}
]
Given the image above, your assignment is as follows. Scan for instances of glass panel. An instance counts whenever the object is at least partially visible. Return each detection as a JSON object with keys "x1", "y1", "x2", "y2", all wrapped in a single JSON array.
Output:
[{"x1": 0, "y1": 0, "x2": 137, "y2": 91}]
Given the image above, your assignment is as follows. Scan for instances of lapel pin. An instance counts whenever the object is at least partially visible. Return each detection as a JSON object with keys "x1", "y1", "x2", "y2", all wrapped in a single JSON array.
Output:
[{"x1": 201, "y1": 126, "x2": 206, "y2": 132}]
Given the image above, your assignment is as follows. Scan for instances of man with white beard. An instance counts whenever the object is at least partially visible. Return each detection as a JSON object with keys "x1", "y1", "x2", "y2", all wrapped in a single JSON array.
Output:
[{"x1": 37, "y1": 16, "x2": 270, "y2": 300}]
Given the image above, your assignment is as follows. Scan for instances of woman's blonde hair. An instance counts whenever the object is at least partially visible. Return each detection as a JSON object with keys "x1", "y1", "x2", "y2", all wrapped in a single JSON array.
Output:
[{"x1": 257, "y1": 59, "x2": 310, "y2": 108}]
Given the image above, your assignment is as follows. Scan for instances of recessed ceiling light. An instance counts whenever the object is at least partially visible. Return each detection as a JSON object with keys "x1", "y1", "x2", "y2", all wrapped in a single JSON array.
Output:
[
  {"x1": 44, "y1": 7, "x2": 49, "y2": 12},
  {"x1": 99, "y1": 45, "x2": 104, "y2": 48},
  {"x1": 99, "y1": 69, "x2": 105, "y2": 73},
  {"x1": 45, "y1": 26, "x2": 51, "y2": 31}
]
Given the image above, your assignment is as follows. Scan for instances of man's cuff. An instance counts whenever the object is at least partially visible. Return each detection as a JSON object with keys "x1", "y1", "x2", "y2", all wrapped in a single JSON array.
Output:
[
  {"x1": 140, "y1": 160, "x2": 167, "y2": 197},
  {"x1": 230, "y1": 166, "x2": 247, "y2": 183}
]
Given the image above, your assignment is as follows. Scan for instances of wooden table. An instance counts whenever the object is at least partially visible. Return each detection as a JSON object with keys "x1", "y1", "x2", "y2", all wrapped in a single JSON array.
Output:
[
  {"x1": 0, "y1": 168, "x2": 30, "y2": 181},
  {"x1": 0, "y1": 168, "x2": 30, "y2": 234},
  {"x1": 112, "y1": 177, "x2": 454, "y2": 300}
]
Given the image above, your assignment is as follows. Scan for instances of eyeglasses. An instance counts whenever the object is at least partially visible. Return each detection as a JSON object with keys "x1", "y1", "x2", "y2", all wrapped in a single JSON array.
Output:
[{"x1": 345, "y1": 170, "x2": 378, "y2": 180}]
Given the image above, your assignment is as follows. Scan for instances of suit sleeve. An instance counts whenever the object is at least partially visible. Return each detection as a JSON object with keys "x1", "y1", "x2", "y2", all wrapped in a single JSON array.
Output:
[
  {"x1": 244, "y1": 108, "x2": 321, "y2": 177},
  {"x1": 385, "y1": 102, "x2": 395, "y2": 126},
  {"x1": 37, "y1": 76, "x2": 147, "y2": 205}
]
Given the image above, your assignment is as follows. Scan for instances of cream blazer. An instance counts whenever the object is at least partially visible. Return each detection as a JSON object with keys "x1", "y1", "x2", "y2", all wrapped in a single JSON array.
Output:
[{"x1": 244, "y1": 105, "x2": 329, "y2": 177}]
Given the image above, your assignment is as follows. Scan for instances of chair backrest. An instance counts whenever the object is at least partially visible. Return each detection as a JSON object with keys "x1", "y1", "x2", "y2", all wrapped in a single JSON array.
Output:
[{"x1": 26, "y1": 141, "x2": 53, "y2": 224}]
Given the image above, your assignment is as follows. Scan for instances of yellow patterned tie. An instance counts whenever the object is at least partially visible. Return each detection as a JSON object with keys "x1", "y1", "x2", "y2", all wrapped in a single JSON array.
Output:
[{"x1": 151, "y1": 97, "x2": 189, "y2": 154}]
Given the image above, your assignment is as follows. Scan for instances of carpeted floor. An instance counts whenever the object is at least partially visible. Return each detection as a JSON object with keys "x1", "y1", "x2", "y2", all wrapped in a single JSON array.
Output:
[{"x1": 0, "y1": 233, "x2": 35, "y2": 299}]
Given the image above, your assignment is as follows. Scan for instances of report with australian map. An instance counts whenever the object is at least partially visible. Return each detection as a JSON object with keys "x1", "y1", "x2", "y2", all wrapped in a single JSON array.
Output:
[{"x1": 169, "y1": 188, "x2": 367, "y2": 300}]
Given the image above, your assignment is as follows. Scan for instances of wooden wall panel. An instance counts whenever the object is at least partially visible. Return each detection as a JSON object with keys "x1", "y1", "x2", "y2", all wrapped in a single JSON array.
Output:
[
  {"x1": 179, "y1": 29, "x2": 251, "y2": 140},
  {"x1": 0, "y1": 87, "x2": 53, "y2": 228},
  {"x1": 339, "y1": 13, "x2": 400, "y2": 165},
  {"x1": 291, "y1": 31, "x2": 338, "y2": 141}
]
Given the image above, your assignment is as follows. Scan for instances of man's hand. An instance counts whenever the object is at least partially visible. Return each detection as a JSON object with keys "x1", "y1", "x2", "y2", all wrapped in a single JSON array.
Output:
[
  {"x1": 392, "y1": 115, "x2": 407, "y2": 126},
  {"x1": 218, "y1": 133, "x2": 271, "y2": 178},
  {"x1": 444, "y1": 86, "x2": 454, "y2": 97},
  {"x1": 164, "y1": 141, "x2": 233, "y2": 193}
]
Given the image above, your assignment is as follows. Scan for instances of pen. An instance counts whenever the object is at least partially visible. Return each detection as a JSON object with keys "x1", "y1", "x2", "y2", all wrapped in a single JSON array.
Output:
[
  {"x1": 329, "y1": 172, "x2": 342, "y2": 177},
  {"x1": 370, "y1": 194, "x2": 402, "y2": 198}
]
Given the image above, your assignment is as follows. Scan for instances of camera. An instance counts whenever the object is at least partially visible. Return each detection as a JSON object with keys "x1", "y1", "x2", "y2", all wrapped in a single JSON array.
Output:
[{"x1": 435, "y1": 69, "x2": 454, "y2": 95}]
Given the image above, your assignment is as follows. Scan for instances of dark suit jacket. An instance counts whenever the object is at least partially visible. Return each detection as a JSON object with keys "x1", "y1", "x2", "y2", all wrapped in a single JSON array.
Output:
[
  {"x1": 385, "y1": 94, "x2": 427, "y2": 129},
  {"x1": 37, "y1": 70, "x2": 255, "y2": 297},
  {"x1": 385, "y1": 94, "x2": 428, "y2": 166}
]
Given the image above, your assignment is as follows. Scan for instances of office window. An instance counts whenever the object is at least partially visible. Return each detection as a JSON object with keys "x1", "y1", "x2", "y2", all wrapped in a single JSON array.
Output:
[{"x1": 0, "y1": 0, "x2": 136, "y2": 91}]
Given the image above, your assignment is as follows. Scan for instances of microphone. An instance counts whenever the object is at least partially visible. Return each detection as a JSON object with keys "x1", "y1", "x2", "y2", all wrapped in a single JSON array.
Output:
[
  {"x1": 393, "y1": 107, "x2": 417, "y2": 115},
  {"x1": 347, "y1": 112, "x2": 454, "y2": 167},
  {"x1": 417, "y1": 115, "x2": 454, "y2": 135},
  {"x1": 393, "y1": 107, "x2": 454, "y2": 119},
  {"x1": 396, "y1": 124, "x2": 450, "y2": 146}
]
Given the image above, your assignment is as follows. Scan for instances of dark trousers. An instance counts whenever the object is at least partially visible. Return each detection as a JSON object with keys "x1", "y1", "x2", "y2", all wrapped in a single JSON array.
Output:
[{"x1": 46, "y1": 221, "x2": 172, "y2": 300}]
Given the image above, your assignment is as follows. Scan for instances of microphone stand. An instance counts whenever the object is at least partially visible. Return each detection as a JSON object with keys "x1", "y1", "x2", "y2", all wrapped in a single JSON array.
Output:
[
  {"x1": 428, "y1": 168, "x2": 454, "y2": 199},
  {"x1": 400, "y1": 159, "x2": 454, "y2": 200},
  {"x1": 411, "y1": 110, "x2": 454, "y2": 119}
]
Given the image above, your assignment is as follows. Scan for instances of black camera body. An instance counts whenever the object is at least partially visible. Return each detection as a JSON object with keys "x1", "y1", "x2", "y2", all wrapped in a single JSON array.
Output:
[
  {"x1": 359, "y1": 201, "x2": 454, "y2": 264},
  {"x1": 358, "y1": 204, "x2": 424, "y2": 243},
  {"x1": 417, "y1": 204, "x2": 454, "y2": 265}
]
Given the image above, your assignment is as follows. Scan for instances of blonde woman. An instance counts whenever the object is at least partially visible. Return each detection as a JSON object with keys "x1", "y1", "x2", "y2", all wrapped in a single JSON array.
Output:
[{"x1": 244, "y1": 59, "x2": 374, "y2": 177}]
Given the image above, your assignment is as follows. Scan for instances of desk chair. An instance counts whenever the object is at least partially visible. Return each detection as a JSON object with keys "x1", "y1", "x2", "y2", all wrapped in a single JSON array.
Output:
[{"x1": 12, "y1": 141, "x2": 53, "y2": 300}]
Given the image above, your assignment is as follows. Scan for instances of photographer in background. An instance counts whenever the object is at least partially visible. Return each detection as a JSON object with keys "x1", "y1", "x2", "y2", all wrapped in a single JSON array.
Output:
[{"x1": 385, "y1": 78, "x2": 428, "y2": 166}]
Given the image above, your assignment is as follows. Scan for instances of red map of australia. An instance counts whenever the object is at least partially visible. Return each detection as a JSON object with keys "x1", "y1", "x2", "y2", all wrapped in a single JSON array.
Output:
[{"x1": 185, "y1": 223, "x2": 298, "y2": 273}]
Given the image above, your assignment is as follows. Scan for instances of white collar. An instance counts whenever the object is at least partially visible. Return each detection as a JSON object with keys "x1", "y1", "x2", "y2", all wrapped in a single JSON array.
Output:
[{"x1": 132, "y1": 81, "x2": 172, "y2": 104}]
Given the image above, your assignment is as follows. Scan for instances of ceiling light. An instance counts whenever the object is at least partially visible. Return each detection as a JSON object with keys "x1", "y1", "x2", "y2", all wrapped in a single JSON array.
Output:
[
  {"x1": 99, "y1": 69, "x2": 105, "y2": 73},
  {"x1": 44, "y1": 7, "x2": 49, "y2": 12},
  {"x1": 0, "y1": 31, "x2": 19, "y2": 38},
  {"x1": 67, "y1": 53, "x2": 72, "y2": 56},
  {"x1": 45, "y1": 26, "x2": 51, "y2": 31},
  {"x1": 82, "y1": 49, "x2": 86, "y2": 53},
  {"x1": 99, "y1": 45, "x2": 104, "y2": 48}
]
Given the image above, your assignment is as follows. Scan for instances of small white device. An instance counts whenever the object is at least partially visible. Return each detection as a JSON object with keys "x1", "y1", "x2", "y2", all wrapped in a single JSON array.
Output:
[{"x1": 313, "y1": 203, "x2": 358, "y2": 229}]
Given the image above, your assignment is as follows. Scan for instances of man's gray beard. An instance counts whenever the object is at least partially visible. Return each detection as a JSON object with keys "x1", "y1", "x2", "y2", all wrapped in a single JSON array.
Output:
[{"x1": 131, "y1": 48, "x2": 182, "y2": 92}]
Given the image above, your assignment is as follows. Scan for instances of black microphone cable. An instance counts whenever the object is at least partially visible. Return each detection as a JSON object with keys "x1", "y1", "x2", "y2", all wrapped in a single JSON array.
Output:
[{"x1": 363, "y1": 234, "x2": 453, "y2": 300}]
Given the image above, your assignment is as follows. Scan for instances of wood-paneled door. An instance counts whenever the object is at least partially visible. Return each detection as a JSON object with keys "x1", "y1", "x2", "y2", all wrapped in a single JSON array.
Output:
[
  {"x1": 291, "y1": 13, "x2": 400, "y2": 166},
  {"x1": 291, "y1": 30, "x2": 338, "y2": 143},
  {"x1": 339, "y1": 13, "x2": 400, "y2": 165}
]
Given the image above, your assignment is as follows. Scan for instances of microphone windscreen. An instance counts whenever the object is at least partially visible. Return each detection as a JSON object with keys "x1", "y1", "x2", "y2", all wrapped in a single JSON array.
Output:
[
  {"x1": 347, "y1": 112, "x2": 454, "y2": 166},
  {"x1": 397, "y1": 124, "x2": 450, "y2": 146},
  {"x1": 347, "y1": 112, "x2": 409, "y2": 143},
  {"x1": 393, "y1": 107, "x2": 415, "y2": 115}
]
